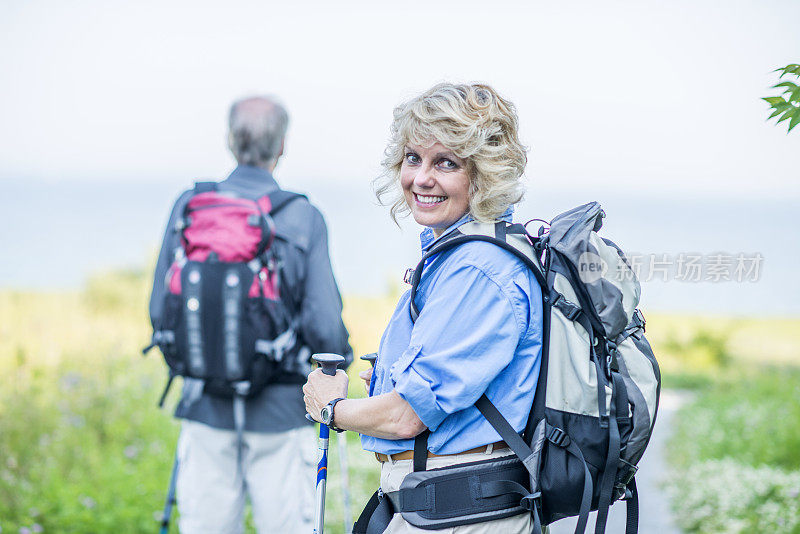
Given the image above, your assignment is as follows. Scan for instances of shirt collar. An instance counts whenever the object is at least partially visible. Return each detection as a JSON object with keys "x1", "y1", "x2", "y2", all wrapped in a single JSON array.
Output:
[
  {"x1": 419, "y1": 206, "x2": 515, "y2": 253},
  {"x1": 224, "y1": 165, "x2": 279, "y2": 190}
]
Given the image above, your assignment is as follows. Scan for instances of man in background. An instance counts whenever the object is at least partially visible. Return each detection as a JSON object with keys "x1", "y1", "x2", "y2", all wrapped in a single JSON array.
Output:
[{"x1": 148, "y1": 95, "x2": 352, "y2": 533}]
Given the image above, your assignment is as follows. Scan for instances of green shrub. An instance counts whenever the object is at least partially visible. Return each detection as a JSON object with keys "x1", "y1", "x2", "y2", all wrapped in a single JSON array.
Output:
[
  {"x1": 0, "y1": 275, "x2": 387, "y2": 533},
  {"x1": 666, "y1": 459, "x2": 800, "y2": 533},
  {"x1": 663, "y1": 328, "x2": 732, "y2": 371},
  {"x1": 666, "y1": 368, "x2": 800, "y2": 533},
  {"x1": 0, "y1": 351, "x2": 180, "y2": 533}
]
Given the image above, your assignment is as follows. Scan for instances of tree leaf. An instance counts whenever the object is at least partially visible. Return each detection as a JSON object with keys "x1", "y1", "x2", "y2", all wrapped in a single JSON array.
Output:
[
  {"x1": 779, "y1": 64, "x2": 800, "y2": 77},
  {"x1": 773, "y1": 81, "x2": 798, "y2": 91},
  {"x1": 790, "y1": 86, "x2": 800, "y2": 105},
  {"x1": 763, "y1": 96, "x2": 786, "y2": 105},
  {"x1": 776, "y1": 109, "x2": 795, "y2": 124},
  {"x1": 788, "y1": 111, "x2": 800, "y2": 132},
  {"x1": 768, "y1": 107, "x2": 788, "y2": 119},
  {"x1": 773, "y1": 81, "x2": 799, "y2": 98}
]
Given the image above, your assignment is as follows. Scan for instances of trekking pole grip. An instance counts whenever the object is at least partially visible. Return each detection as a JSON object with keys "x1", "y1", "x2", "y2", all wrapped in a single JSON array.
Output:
[
  {"x1": 313, "y1": 353, "x2": 345, "y2": 376},
  {"x1": 360, "y1": 352, "x2": 377, "y2": 367},
  {"x1": 305, "y1": 354, "x2": 346, "y2": 423}
]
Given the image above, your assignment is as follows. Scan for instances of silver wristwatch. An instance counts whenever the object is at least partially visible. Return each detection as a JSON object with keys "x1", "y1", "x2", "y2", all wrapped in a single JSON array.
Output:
[{"x1": 320, "y1": 397, "x2": 346, "y2": 433}]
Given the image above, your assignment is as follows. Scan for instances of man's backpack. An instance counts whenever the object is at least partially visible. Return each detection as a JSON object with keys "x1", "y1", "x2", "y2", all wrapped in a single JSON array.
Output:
[
  {"x1": 400, "y1": 202, "x2": 660, "y2": 534},
  {"x1": 145, "y1": 181, "x2": 307, "y2": 403}
]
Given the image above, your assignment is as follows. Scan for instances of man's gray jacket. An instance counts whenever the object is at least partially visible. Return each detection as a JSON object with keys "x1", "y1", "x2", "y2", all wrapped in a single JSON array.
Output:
[{"x1": 148, "y1": 165, "x2": 352, "y2": 432}]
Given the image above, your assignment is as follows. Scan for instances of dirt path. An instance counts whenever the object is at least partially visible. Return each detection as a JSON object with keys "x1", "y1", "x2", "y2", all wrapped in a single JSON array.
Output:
[{"x1": 547, "y1": 389, "x2": 690, "y2": 533}]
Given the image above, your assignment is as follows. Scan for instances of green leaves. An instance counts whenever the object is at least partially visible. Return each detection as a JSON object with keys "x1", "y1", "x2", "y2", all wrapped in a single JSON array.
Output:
[
  {"x1": 763, "y1": 63, "x2": 800, "y2": 133},
  {"x1": 774, "y1": 63, "x2": 800, "y2": 77}
]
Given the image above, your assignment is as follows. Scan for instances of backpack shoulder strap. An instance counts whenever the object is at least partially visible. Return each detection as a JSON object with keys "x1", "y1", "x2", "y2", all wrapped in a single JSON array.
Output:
[
  {"x1": 408, "y1": 221, "x2": 545, "y2": 322},
  {"x1": 266, "y1": 190, "x2": 307, "y2": 216}
]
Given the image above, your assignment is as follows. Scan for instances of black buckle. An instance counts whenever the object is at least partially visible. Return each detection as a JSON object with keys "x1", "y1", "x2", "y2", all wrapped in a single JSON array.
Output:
[
  {"x1": 403, "y1": 268, "x2": 415, "y2": 285},
  {"x1": 616, "y1": 460, "x2": 638, "y2": 492},
  {"x1": 605, "y1": 341, "x2": 620, "y2": 375},
  {"x1": 546, "y1": 426, "x2": 571, "y2": 448},
  {"x1": 564, "y1": 305, "x2": 582, "y2": 321},
  {"x1": 520, "y1": 491, "x2": 542, "y2": 512}
]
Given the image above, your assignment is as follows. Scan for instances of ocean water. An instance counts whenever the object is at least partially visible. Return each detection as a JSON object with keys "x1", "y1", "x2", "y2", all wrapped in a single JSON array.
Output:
[{"x1": 1, "y1": 179, "x2": 797, "y2": 316}]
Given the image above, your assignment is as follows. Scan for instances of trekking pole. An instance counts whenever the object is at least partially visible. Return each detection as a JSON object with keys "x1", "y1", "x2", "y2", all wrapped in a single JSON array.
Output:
[
  {"x1": 337, "y1": 432, "x2": 353, "y2": 534},
  {"x1": 310, "y1": 353, "x2": 346, "y2": 534},
  {"x1": 159, "y1": 449, "x2": 179, "y2": 534},
  {"x1": 332, "y1": 352, "x2": 377, "y2": 533}
]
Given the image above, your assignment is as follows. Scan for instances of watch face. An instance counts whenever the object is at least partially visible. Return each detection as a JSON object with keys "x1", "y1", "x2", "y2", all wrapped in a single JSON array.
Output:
[{"x1": 321, "y1": 405, "x2": 332, "y2": 425}]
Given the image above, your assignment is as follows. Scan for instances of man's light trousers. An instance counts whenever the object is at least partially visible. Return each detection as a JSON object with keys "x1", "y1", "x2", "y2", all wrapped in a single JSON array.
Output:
[{"x1": 176, "y1": 420, "x2": 316, "y2": 534}]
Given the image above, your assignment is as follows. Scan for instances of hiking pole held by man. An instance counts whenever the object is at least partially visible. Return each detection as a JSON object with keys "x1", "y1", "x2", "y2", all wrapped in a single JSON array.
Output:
[
  {"x1": 307, "y1": 353, "x2": 346, "y2": 534},
  {"x1": 158, "y1": 451, "x2": 179, "y2": 534}
]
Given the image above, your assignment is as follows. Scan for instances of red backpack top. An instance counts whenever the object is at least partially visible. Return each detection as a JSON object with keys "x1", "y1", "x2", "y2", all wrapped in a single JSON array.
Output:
[
  {"x1": 149, "y1": 181, "x2": 307, "y2": 401},
  {"x1": 167, "y1": 183, "x2": 303, "y2": 300}
]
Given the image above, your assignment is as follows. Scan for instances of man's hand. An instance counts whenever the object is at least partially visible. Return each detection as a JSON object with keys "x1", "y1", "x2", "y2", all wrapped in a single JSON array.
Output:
[
  {"x1": 302, "y1": 369, "x2": 349, "y2": 422},
  {"x1": 359, "y1": 367, "x2": 373, "y2": 392}
]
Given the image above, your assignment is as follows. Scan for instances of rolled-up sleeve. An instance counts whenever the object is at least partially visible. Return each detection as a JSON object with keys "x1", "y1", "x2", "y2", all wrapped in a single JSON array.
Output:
[{"x1": 390, "y1": 262, "x2": 525, "y2": 431}]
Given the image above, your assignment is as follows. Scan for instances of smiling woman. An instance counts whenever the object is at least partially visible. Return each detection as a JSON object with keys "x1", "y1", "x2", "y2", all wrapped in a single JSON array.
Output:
[
  {"x1": 400, "y1": 142, "x2": 471, "y2": 235},
  {"x1": 303, "y1": 83, "x2": 540, "y2": 534},
  {"x1": 376, "y1": 83, "x2": 527, "y2": 226}
]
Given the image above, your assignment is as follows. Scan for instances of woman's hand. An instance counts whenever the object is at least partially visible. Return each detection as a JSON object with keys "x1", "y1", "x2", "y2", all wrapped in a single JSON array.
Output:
[
  {"x1": 359, "y1": 367, "x2": 373, "y2": 392},
  {"x1": 302, "y1": 369, "x2": 349, "y2": 422}
]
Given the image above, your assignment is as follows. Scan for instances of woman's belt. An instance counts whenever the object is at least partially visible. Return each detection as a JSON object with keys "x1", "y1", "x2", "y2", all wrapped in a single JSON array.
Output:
[{"x1": 375, "y1": 440, "x2": 507, "y2": 462}]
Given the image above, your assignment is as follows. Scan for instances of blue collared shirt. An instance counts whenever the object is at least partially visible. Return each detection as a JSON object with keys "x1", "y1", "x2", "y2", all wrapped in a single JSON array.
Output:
[{"x1": 361, "y1": 212, "x2": 543, "y2": 455}]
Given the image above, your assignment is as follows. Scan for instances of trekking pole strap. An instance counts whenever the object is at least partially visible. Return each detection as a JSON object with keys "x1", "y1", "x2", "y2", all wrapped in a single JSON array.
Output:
[{"x1": 232, "y1": 382, "x2": 250, "y2": 484}]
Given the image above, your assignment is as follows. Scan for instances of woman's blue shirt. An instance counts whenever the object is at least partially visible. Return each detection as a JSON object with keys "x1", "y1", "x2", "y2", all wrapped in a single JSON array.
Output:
[{"x1": 361, "y1": 213, "x2": 543, "y2": 455}]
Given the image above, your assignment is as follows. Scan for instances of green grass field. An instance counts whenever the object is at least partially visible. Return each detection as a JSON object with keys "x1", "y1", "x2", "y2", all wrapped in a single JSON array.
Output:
[{"x1": 1, "y1": 270, "x2": 798, "y2": 532}]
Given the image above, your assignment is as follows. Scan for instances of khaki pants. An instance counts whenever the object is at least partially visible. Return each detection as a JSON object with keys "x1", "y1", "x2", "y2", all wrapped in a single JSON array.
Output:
[
  {"x1": 379, "y1": 448, "x2": 534, "y2": 534},
  {"x1": 176, "y1": 420, "x2": 316, "y2": 534}
]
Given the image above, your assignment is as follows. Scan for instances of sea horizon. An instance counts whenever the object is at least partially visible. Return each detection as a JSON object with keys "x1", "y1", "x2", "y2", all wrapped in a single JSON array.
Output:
[{"x1": 1, "y1": 177, "x2": 797, "y2": 316}]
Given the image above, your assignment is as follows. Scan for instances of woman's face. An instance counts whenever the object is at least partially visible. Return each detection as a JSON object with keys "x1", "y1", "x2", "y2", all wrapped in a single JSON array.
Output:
[{"x1": 401, "y1": 141, "x2": 471, "y2": 236}]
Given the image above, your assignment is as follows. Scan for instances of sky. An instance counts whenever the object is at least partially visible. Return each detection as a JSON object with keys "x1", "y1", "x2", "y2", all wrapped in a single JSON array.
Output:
[
  {"x1": 0, "y1": 0, "x2": 798, "y2": 313},
  {"x1": 1, "y1": 0, "x2": 798, "y2": 194}
]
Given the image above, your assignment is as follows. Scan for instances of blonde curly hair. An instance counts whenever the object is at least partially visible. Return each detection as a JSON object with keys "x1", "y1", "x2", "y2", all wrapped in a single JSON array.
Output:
[{"x1": 375, "y1": 82, "x2": 527, "y2": 224}]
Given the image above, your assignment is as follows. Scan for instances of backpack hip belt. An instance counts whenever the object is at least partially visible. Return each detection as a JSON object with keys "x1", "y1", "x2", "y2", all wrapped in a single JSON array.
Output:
[{"x1": 353, "y1": 456, "x2": 532, "y2": 534}]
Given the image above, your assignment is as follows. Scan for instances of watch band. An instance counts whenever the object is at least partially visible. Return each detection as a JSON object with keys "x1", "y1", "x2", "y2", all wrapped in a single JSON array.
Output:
[{"x1": 327, "y1": 397, "x2": 346, "y2": 433}]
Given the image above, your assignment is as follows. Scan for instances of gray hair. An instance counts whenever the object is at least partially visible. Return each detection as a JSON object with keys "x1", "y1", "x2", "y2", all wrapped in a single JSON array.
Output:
[{"x1": 227, "y1": 96, "x2": 289, "y2": 168}]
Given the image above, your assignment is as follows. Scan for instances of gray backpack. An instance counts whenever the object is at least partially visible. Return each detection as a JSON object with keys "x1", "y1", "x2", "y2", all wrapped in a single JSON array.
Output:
[{"x1": 406, "y1": 202, "x2": 661, "y2": 533}]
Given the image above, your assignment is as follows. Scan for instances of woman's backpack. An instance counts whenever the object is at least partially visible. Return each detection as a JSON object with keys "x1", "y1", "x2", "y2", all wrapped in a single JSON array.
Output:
[{"x1": 405, "y1": 202, "x2": 661, "y2": 534}]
